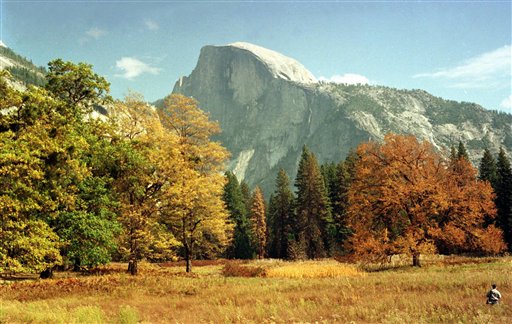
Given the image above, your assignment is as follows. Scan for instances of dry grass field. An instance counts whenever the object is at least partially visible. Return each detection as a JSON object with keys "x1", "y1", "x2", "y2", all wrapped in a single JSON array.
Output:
[{"x1": 0, "y1": 257, "x2": 511, "y2": 323}]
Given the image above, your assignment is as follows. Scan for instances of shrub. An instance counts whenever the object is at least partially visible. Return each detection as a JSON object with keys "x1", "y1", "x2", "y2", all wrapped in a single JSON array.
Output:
[{"x1": 221, "y1": 262, "x2": 266, "y2": 277}]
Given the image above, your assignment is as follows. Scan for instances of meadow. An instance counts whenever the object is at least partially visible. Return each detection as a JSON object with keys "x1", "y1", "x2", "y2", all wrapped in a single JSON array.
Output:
[{"x1": 0, "y1": 257, "x2": 511, "y2": 323}]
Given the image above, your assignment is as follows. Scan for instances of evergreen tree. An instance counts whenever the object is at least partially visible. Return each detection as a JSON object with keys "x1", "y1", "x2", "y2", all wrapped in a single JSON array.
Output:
[
  {"x1": 496, "y1": 148, "x2": 512, "y2": 250},
  {"x1": 250, "y1": 187, "x2": 267, "y2": 259},
  {"x1": 240, "y1": 181, "x2": 252, "y2": 215},
  {"x1": 222, "y1": 172, "x2": 254, "y2": 259},
  {"x1": 343, "y1": 148, "x2": 359, "y2": 181},
  {"x1": 332, "y1": 162, "x2": 352, "y2": 250},
  {"x1": 479, "y1": 148, "x2": 498, "y2": 187},
  {"x1": 293, "y1": 146, "x2": 333, "y2": 259},
  {"x1": 457, "y1": 141, "x2": 470, "y2": 161},
  {"x1": 267, "y1": 169, "x2": 295, "y2": 259},
  {"x1": 321, "y1": 161, "x2": 352, "y2": 252},
  {"x1": 449, "y1": 145, "x2": 458, "y2": 163}
]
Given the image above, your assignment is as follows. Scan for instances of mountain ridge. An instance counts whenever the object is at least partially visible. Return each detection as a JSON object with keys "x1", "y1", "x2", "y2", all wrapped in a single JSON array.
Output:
[{"x1": 171, "y1": 42, "x2": 511, "y2": 194}]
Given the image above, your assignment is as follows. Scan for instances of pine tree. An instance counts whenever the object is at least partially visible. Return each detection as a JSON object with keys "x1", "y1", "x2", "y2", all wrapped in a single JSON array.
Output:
[
  {"x1": 332, "y1": 162, "x2": 352, "y2": 250},
  {"x1": 343, "y1": 148, "x2": 359, "y2": 182},
  {"x1": 496, "y1": 148, "x2": 512, "y2": 250},
  {"x1": 250, "y1": 187, "x2": 267, "y2": 259},
  {"x1": 457, "y1": 141, "x2": 470, "y2": 161},
  {"x1": 450, "y1": 145, "x2": 458, "y2": 163},
  {"x1": 293, "y1": 146, "x2": 333, "y2": 259},
  {"x1": 240, "y1": 181, "x2": 252, "y2": 215},
  {"x1": 223, "y1": 172, "x2": 254, "y2": 259},
  {"x1": 267, "y1": 169, "x2": 294, "y2": 259},
  {"x1": 479, "y1": 148, "x2": 498, "y2": 187},
  {"x1": 321, "y1": 161, "x2": 352, "y2": 252}
]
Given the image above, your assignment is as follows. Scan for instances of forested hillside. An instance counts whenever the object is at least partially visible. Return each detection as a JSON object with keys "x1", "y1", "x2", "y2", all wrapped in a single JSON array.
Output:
[{"x1": 0, "y1": 46, "x2": 46, "y2": 86}]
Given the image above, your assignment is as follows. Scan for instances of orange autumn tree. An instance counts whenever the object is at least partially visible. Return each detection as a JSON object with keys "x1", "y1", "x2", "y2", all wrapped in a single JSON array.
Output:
[{"x1": 345, "y1": 134, "x2": 505, "y2": 266}]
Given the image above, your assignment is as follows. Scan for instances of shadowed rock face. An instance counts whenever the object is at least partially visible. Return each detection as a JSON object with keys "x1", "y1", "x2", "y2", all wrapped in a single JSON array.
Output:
[{"x1": 172, "y1": 42, "x2": 512, "y2": 195}]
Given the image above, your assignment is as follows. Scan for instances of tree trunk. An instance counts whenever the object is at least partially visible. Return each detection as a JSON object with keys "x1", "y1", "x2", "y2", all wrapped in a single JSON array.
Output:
[
  {"x1": 128, "y1": 259, "x2": 138, "y2": 275},
  {"x1": 185, "y1": 244, "x2": 192, "y2": 273},
  {"x1": 40, "y1": 267, "x2": 53, "y2": 279},
  {"x1": 73, "y1": 259, "x2": 81, "y2": 272},
  {"x1": 412, "y1": 254, "x2": 421, "y2": 267}
]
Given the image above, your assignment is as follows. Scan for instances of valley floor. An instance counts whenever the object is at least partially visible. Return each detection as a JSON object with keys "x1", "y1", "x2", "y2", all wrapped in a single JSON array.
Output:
[{"x1": 0, "y1": 257, "x2": 511, "y2": 323}]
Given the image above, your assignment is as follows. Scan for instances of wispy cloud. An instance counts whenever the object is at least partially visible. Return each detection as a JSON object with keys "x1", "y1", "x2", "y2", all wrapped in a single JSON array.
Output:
[
  {"x1": 145, "y1": 19, "x2": 159, "y2": 31},
  {"x1": 319, "y1": 73, "x2": 370, "y2": 85},
  {"x1": 115, "y1": 57, "x2": 160, "y2": 80},
  {"x1": 79, "y1": 27, "x2": 107, "y2": 44},
  {"x1": 500, "y1": 94, "x2": 512, "y2": 111},
  {"x1": 86, "y1": 27, "x2": 107, "y2": 39},
  {"x1": 414, "y1": 45, "x2": 511, "y2": 89}
]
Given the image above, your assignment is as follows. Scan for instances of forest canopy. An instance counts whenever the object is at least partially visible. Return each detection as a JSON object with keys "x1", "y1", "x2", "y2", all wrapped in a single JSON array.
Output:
[{"x1": 1, "y1": 60, "x2": 510, "y2": 276}]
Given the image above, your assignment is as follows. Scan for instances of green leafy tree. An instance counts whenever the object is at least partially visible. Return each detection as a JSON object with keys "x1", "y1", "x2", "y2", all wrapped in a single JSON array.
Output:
[
  {"x1": 0, "y1": 123, "x2": 62, "y2": 273},
  {"x1": 55, "y1": 176, "x2": 120, "y2": 270},
  {"x1": 45, "y1": 59, "x2": 111, "y2": 110},
  {"x1": 42, "y1": 61, "x2": 119, "y2": 272}
]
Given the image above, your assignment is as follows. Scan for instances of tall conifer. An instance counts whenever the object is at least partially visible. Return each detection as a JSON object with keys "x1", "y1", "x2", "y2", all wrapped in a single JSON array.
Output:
[
  {"x1": 496, "y1": 148, "x2": 512, "y2": 250},
  {"x1": 267, "y1": 169, "x2": 294, "y2": 259},
  {"x1": 479, "y1": 148, "x2": 498, "y2": 187},
  {"x1": 293, "y1": 146, "x2": 333, "y2": 259},
  {"x1": 457, "y1": 141, "x2": 470, "y2": 161},
  {"x1": 223, "y1": 172, "x2": 254, "y2": 259},
  {"x1": 250, "y1": 187, "x2": 267, "y2": 259}
]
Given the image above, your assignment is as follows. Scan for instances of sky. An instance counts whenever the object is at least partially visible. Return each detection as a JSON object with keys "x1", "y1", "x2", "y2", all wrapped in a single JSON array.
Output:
[{"x1": 1, "y1": 0, "x2": 511, "y2": 113}]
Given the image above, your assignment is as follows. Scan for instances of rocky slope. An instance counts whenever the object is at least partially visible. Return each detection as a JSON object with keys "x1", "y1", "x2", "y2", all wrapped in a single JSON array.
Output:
[
  {"x1": 172, "y1": 42, "x2": 512, "y2": 195},
  {"x1": 0, "y1": 42, "x2": 46, "y2": 88}
]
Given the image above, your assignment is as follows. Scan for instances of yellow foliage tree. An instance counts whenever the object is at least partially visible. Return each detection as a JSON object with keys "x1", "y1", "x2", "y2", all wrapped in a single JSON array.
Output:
[
  {"x1": 108, "y1": 93, "x2": 179, "y2": 275},
  {"x1": 158, "y1": 94, "x2": 232, "y2": 272}
]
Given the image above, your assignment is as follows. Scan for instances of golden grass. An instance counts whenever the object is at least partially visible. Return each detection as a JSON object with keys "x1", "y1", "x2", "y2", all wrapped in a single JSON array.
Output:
[
  {"x1": 1, "y1": 257, "x2": 511, "y2": 323},
  {"x1": 265, "y1": 260, "x2": 364, "y2": 278}
]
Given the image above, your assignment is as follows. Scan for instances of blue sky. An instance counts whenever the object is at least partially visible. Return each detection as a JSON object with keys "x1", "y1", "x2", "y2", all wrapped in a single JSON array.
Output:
[{"x1": 2, "y1": 1, "x2": 511, "y2": 113}]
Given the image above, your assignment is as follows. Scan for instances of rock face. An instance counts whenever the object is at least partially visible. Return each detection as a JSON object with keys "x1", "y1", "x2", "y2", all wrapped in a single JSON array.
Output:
[{"x1": 172, "y1": 42, "x2": 512, "y2": 195}]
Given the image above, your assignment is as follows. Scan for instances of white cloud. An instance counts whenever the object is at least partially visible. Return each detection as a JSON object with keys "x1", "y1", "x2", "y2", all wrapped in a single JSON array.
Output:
[
  {"x1": 414, "y1": 45, "x2": 511, "y2": 89},
  {"x1": 115, "y1": 57, "x2": 160, "y2": 80},
  {"x1": 145, "y1": 19, "x2": 159, "y2": 31},
  {"x1": 500, "y1": 94, "x2": 512, "y2": 110},
  {"x1": 318, "y1": 73, "x2": 370, "y2": 85},
  {"x1": 86, "y1": 27, "x2": 107, "y2": 40}
]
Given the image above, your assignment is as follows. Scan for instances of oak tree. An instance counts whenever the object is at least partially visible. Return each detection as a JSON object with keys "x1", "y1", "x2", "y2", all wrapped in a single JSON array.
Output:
[
  {"x1": 158, "y1": 94, "x2": 232, "y2": 272},
  {"x1": 346, "y1": 134, "x2": 505, "y2": 266}
]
